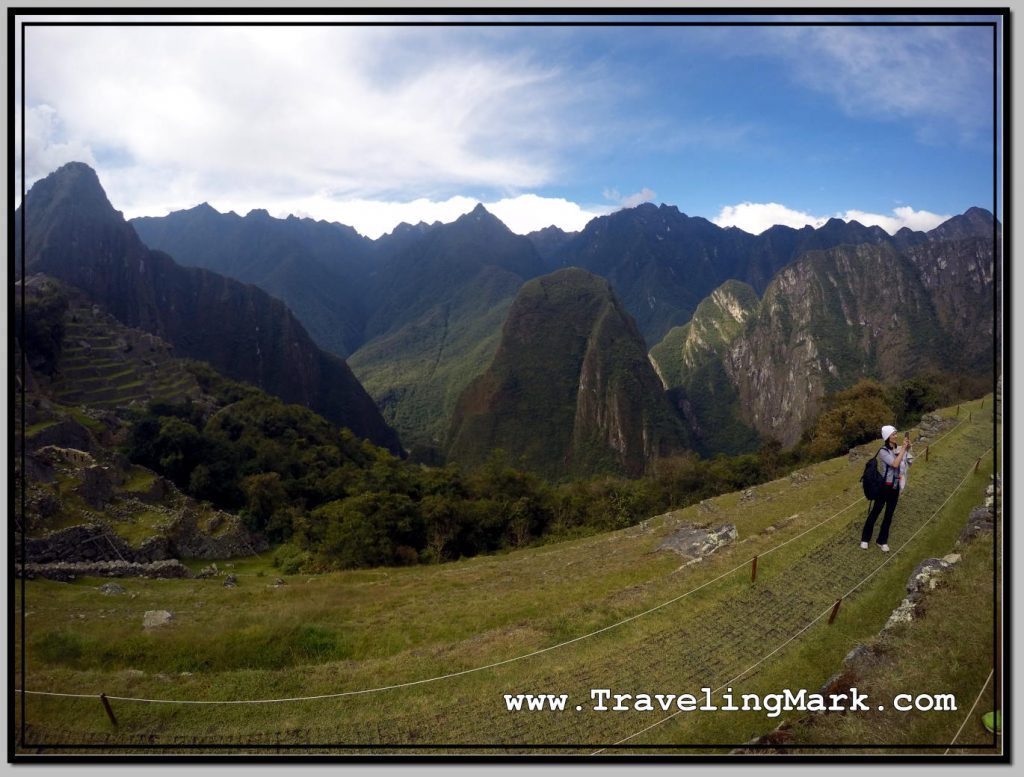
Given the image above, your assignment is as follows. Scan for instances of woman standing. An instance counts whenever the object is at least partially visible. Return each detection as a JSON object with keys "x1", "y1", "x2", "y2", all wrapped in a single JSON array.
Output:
[{"x1": 860, "y1": 424, "x2": 913, "y2": 552}]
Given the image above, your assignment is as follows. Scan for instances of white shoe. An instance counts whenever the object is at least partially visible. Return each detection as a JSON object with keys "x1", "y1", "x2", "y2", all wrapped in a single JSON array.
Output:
[
  {"x1": 880, "y1": 544, "x2": 890, "y2": 553},
  {"x1": 860, "y1": 542, "x2": 868, "y2": 550}
]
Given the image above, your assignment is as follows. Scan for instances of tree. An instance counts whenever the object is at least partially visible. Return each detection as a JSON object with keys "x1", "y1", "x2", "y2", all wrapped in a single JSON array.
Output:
[
  {"x1": 757, "y1": 439, "x2": 784, "y2": 481},
  {"x1": 807, "y1": 379, "x2": 893, "y2": 459},
  {"x1": 314, "y1": 492, "x2": 422, "y2": 569},
  {"x1": 653, "y1": 453, "x2": 704, "y2": 508},
  {"x1": 887, "y1": 372, "x2": 955, "y2": 427},
  {"x1": 241, "y1": 472, "x2": 288, "y2": 534},
  {"x1": 420, "y1": 494, "x2": 462, "y2": 563},
  {"x1": 154, "y1": 416, "x2": 203, "y2": 485}
]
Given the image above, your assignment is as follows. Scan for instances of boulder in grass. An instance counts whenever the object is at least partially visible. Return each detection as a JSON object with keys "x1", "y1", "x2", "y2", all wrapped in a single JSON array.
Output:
[
  {"x1": 98, "y1": 582, "x2": 126, "y2": 596},
  {"x1": 143, "y1": 610, "x2": 173, "y2": 629},
  {"x1": 658, "y1": 523, "x2": 738, "y2": 561}
]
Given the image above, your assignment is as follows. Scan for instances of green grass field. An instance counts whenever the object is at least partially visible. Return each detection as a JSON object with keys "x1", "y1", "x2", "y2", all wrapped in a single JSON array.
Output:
[{"x1": 14, "y1": 397, "x2": 1000, "y2": 755}]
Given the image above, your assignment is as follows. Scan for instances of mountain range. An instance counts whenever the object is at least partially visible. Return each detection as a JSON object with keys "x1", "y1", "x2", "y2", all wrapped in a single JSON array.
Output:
[
  {"x1": 15, "y1": 162, "x2": 402, "y2": 454},
  {"x1": 133, "y1": 204, "x2": 374, "y2": 358},
  {"x1": 15, "y1": 162, "x2": 998, "y2": 479},
  {"x1": 131, "y1": 189, "x2": 997, "y2": 459}
]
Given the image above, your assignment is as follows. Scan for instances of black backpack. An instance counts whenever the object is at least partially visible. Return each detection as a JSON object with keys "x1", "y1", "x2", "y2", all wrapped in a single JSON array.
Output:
[{"x1": 860, "y1": 448, "x2": 886, "y2": 500}]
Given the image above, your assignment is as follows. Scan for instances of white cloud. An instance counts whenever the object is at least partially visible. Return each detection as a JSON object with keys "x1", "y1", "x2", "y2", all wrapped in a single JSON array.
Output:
[
  {"x1": 20, "y1": 26, "x2": 601, "y2": 205},
  {"x1": 744, "y1": 25, "x2": 995, "y2": 144},
  {"x1": 603, "y1": 186, "x2": 657, "y2": 209},
  {"x1": 713, "y1": 201, "x2": 950, "y2": 236},
  {"x1": 713, "y1": 202, "x2": 827, "y2": 234},
  {"x1": 486, "y1": 194, "x2": 607, "y2": 235},
  {"x1": 620, "y1": 187, "x2": 657, "y2": 208},
  {"x1": 839, "y1": 206, "x2": 950, "y2": 234},
  {"x1": 19, "y1": 104, "x2": 98, "y2": 187}
]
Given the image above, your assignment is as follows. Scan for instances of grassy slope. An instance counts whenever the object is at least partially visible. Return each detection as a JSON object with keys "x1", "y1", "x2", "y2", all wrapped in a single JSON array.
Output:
[
  {"x1": 777, "y1": 525, "x2": 999, "y2": 754},
  {"x1": 15, "y1": 397, "x2": 997, "y2": 752}
]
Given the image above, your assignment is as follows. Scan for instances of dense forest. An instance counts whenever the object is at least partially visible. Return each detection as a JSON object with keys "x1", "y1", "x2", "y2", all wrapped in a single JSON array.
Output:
[{"x1": 123, "y1": 362, "x2": 974, "y2": 573}]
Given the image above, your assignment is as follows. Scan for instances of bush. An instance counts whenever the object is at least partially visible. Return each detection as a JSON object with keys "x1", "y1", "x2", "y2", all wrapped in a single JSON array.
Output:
[
  {"x1": 887, "y1": 371, "x2": 960, "y2": 428},
  {"x1": 807, "y1": 379, "x2": 893, "y2": 458},
  {"x1": 272, "y1": 543, "x2": 310, "y2": 575}
]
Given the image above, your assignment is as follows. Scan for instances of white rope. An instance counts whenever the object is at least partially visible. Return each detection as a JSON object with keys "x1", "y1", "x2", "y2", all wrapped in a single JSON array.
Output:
[
  {"x1": 943, "y1": 669, "x2": 995, "y2": 755},
  {"x1": 14, "y1": 418, "x2": 977, "y2": 708},
  {"x1": 594, "y1": 451, "x2": 990, "y2": 753},
  {"x1": 11, "y1": 495, "x2": 868, "y2": 705}
]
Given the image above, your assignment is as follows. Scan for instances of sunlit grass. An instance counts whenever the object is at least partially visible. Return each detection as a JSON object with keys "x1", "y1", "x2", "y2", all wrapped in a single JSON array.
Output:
[{"x1": 14, "y1": 398, "x2": 997, "y2": 752}]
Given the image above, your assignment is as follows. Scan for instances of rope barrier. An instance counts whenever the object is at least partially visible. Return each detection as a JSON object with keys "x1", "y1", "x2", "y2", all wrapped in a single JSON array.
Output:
[
  {"x1": 594, "y1": 450, "x2": 992, "y2": 753},
  {"x1": 15, "y1": 417, "x2": 980, "y2": 709},
  {"x1": 15, "y1": 494, "x2": 869, "y2": 706},
  {"x1": 943, "y1": 669, "x2": 994, "y2": 755}
]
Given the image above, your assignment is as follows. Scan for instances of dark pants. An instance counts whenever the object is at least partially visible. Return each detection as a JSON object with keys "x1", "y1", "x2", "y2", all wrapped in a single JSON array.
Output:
[{"x1": 862, "y1": 486, "x2": 900, "y2": 545}]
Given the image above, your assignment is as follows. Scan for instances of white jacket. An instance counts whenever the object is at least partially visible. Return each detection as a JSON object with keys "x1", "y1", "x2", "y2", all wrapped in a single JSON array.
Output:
[{"x1": 878, "y1": 444, "x2": 913, "y2": 492}]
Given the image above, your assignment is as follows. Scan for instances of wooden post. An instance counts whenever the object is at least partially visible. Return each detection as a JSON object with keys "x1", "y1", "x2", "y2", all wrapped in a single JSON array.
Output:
[
  {"x1": 975, "y1": 458, "x2": 981, "y2": 473},
  {"x1": 981, "y1": 397, "x2": 985, "y2": 409},
  {"x1": 969, "y1": 412, "x2": 973, "y2": 422},
  {"x1": 99, "y1": 693, "x2": 118, "y2": 726},
  {"x1": 751, "y1": 555, "x2": 758, "y2": 583},
  {"x1": 828, "y1": 598, "x2": 843, "y2": 626},
  {"x1": 925, "y1": 446, "x2": 930, "y2": 462}
]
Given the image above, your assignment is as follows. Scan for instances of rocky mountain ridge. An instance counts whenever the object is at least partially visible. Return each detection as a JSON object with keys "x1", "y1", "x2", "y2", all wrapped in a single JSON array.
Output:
[
  {"x1": 16, "y1": 162, "x2": 402, "y2": 454},
  {"x1": 446, "y1": 268, "x2": 689, "y2": 478},
  {"x1": 654, "y1": 233, "x2": 998, "y2": 448},
  {"x1": 133, "y1": 203, "x2": 374, "y2": 358}
]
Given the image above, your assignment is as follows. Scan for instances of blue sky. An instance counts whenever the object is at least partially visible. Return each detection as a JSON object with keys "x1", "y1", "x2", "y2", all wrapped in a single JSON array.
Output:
[{"x1": 15, "y1": 13, "x2": 1002, "y2": 237}]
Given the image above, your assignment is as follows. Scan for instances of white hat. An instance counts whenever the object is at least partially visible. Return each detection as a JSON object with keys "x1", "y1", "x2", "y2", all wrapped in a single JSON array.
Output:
[{"x1": 881, "y1": 424, "x2": 897, "y2": 442}]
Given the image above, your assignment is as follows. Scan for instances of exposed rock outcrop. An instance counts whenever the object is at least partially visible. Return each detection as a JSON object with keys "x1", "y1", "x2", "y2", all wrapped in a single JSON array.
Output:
[
  {"x1": 20, "y1": 524, "x2": 138, "y2": 564},
  {"x1": 724, "y1": 242, "x2": 947, "y2": 446},
  {"x1": 915, "y1": 413, "x2": 958, "y2": 445},
  {"x1": 958, "y1": 476, "x2": 999, "y2": 545},
  {"x1": 18, "y1": 509, "x2": 267, "y2": 567},
  {"x1": 652, "y1": 218, "x2": 996, "y2": 450},
  {"x1": 649, "y1": 280, "x2": 761, "y2": 455},
  {"x1": 658, "y1": 523, "x2": 738, "y2": 562}
]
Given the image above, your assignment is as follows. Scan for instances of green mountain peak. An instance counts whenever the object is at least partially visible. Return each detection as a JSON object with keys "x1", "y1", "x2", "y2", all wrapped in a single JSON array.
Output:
[{"x1": 447, "y1": 267, "x2": 689, "y2": 479}]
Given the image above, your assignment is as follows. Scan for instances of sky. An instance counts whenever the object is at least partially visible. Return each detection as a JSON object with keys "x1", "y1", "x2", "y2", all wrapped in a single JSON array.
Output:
[{"x1": 14, "y1": 12, "x2": 1002, "y2": 239}]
